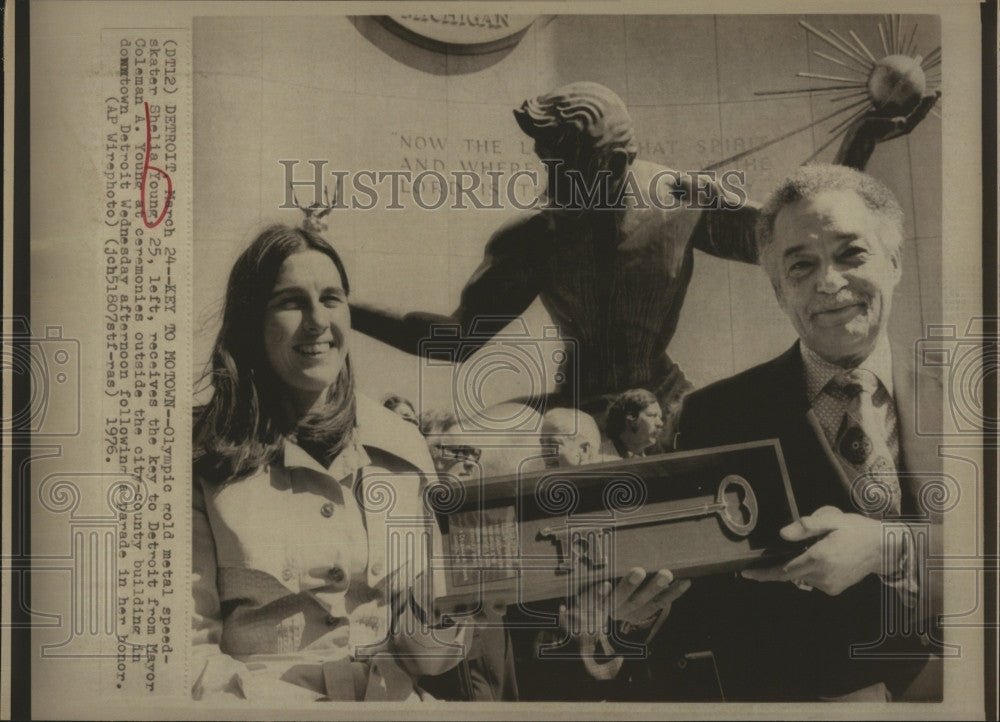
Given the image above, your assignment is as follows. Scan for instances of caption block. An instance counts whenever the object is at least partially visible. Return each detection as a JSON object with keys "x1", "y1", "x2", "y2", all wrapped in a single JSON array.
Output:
[{"x1": 102, "y1": 29, "x2": 186, "y2": 696}]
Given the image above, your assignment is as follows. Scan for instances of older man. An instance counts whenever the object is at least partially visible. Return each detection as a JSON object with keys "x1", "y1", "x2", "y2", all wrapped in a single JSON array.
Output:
[{"x1": 672, "y1": 164, "x2": 942, "y2": 701}]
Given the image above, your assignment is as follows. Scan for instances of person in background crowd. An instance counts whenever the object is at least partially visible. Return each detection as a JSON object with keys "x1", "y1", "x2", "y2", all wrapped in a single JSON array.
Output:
[
  {"x1": 605, "y1": 389, "x2": 665, "y2": 459},
  {"x1": 382, "y1": 393, "x2": 419, "y2": 426},
  {"x1": 418, "y1": 408, "x2": 457, "y2": 438},
  {"x1": 540, "y1": 407, "x2": 603, "y2": 468},
  {"x1": 418, "y1": 408, "x2": 458, "y2": 472}
]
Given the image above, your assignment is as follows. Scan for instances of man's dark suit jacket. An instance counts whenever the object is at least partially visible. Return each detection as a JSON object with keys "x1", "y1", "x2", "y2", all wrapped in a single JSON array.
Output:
[{"x1": 669, "y1": 341, "x2": 943, "y2": 701}]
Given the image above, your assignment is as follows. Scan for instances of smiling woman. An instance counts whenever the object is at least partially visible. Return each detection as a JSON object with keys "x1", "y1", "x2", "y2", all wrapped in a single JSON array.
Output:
[
  {"x1": 195, "y1": 225, "x2": 357, "y2": 479},
  {"x1": 190, "y1": 224, "x2": 467, "y2": 704},
  {"x1": 263, "y1": 248, "x2": 352, "y2": 417}
]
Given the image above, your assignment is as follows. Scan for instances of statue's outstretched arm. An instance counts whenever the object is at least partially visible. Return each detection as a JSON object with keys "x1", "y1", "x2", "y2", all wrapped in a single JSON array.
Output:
[
  {"x1": 834, "y1": 91, "x2": 941, "y2": 170},
  {"x1": 350, "y1": 216, "x2": 545, "y2": 358},
  {"x1": 688, "y1": 172, "x2": 762, "y2": 265},
  {"x1": 348, "y1": 303, "x2": 461, "y2": 357},
  {"x1": 696, "y1": 92, "x2": 939, "y2": 268}
]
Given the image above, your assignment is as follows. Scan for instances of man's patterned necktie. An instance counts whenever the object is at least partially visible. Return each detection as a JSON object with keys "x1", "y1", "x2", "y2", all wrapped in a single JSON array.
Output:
[{"x1": 830, "y1": 368, "x2": 901, "y2": 517}]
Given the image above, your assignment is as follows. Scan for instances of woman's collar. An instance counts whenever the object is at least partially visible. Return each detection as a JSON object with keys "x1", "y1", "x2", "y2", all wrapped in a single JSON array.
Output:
[
  {"x1": 280, "y1": 394, "x2": 433, "y2": 475},
  {"x1": 354, "y1": 394, "x2": 434, "y2": 472}
]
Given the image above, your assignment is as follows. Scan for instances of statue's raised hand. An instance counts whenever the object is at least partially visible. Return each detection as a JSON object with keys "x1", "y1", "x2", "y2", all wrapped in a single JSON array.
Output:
[
  {"x1": 860, "y1": 90, "x2": 941, "y2": 143},
  {"x1": 834, "y1": 91, "x2": 940, "y2": 169}
]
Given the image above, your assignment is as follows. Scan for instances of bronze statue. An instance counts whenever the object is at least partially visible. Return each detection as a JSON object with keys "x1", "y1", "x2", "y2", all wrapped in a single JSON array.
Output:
[{"x1": 350, "y1": 81, "x2": 937, "y2": 442}]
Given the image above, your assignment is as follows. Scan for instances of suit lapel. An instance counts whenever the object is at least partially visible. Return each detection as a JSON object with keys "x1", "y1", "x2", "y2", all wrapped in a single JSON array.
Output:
[{"x1": 891, "y1": 344, "x2": 943, "y2": 517}]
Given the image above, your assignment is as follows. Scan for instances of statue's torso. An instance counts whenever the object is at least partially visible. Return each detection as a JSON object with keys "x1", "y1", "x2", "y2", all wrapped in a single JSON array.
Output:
[{"x1": 536, "y1": 164, "x2": 706, "y2": 398}]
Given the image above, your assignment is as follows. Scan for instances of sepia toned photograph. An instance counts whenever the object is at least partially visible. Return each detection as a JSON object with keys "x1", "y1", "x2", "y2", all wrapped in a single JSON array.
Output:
[
  {"x1": 189, "y1": 8, "x2": 952, "y2": 706},
  {"x1": 4, "y1": 1, "x2": 994, "y2": 720}
]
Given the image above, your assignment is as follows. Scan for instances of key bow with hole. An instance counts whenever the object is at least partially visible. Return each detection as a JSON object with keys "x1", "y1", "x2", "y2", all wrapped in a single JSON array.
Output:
[{"x1": 537, "y1": 475, "x2": 758, "y2": 573}]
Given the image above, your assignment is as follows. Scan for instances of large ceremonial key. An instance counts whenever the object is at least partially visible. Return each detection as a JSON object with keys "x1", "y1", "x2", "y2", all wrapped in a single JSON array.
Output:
[
  {"x1": 431, "y1": 441, "x2": 800, "y2": 612},
  {"x1": 538, "y1": 475, "x2": 758, "y2": 573}
]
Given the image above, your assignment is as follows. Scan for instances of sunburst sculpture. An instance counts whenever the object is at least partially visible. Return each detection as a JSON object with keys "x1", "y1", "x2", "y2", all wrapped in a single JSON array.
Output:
[{"x1": 708, "y1": 15, "x2": 940, "y2": 170}]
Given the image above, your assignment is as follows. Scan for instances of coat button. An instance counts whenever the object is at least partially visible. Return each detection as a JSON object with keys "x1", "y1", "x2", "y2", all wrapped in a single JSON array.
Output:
[
  {"x1": 370, "y1": 562, "x2": 382, "y2": 576},
  {"x1": 320, "y1": 502, "x2": 335, "y2": 518},
  {"x1": 327, "y1": 565, "x2": 346, "y2": 583},
  {"x1": 281, "y1": 568, "x2": 294, "y2": 581}
]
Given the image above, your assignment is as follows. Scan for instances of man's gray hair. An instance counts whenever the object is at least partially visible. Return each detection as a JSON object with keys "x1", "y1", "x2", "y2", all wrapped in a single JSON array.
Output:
[{"x1": 756, "y1": 164, "x2": 904, "y2": 278}]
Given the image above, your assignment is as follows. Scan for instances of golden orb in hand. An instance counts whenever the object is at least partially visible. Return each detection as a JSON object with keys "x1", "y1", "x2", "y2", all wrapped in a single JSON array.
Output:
[{"x1": 867, "y1": 54, "x2": 927, "y2": 114}]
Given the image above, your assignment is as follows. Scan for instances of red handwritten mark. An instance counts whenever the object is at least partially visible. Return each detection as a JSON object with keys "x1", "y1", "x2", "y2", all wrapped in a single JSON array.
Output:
[{"x1": 140, "y1": 101, "x2": 173, "y2": 228}]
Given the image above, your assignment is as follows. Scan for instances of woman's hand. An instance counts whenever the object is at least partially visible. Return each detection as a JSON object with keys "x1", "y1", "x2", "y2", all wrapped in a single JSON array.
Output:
[
  {"x1": 555, "y1": 568, "x2": 690, "y2": 681},
  {"x1": 613, "y1": 567, "x2": 691, "y2": 629},
  {"x1": 388, "y1": 586, "x2": 470, "y2": 678},
  {"x1": 562, "y1": 567, "x2": 692, "y2": 638}
]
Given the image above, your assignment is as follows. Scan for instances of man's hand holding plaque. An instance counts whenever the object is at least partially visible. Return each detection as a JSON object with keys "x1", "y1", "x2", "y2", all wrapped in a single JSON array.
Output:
[{"x1": 741, "y1": 506, "x2": 889, "y2": 596}]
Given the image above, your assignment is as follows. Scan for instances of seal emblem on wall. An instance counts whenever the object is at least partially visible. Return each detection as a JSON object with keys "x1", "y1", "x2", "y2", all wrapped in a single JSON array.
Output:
[{"x1": 378, "y1": 14, "x2": 536, "y2": 55}]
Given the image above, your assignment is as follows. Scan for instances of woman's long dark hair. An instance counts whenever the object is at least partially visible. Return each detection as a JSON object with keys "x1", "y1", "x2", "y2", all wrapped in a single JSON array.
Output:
[{"x1": 194, "y1": 224, "x2": 356, "y2": 483}]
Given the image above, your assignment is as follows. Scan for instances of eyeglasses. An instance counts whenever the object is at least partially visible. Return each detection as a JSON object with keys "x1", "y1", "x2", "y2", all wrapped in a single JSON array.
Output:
[{"x1": 435, "y1": 445, "x2": 482, "y2": 463}]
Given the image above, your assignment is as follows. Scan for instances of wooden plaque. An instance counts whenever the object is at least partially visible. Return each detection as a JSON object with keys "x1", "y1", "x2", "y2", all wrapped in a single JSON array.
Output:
[{"x1": 426, "y1": 440, "x2": 801, "y2": 614}]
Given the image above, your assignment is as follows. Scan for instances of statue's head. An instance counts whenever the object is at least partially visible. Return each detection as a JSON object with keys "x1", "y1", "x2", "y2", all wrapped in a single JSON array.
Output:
[
  {"x1": 514, "y1": 82, "x2": 637, "y2": 163},
  {"x1": 514, "y1": 82, "x2": 637, "y2": 206},
  {"x1": 514, "y1": 81, "x2": 637, "y2": 161}
]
